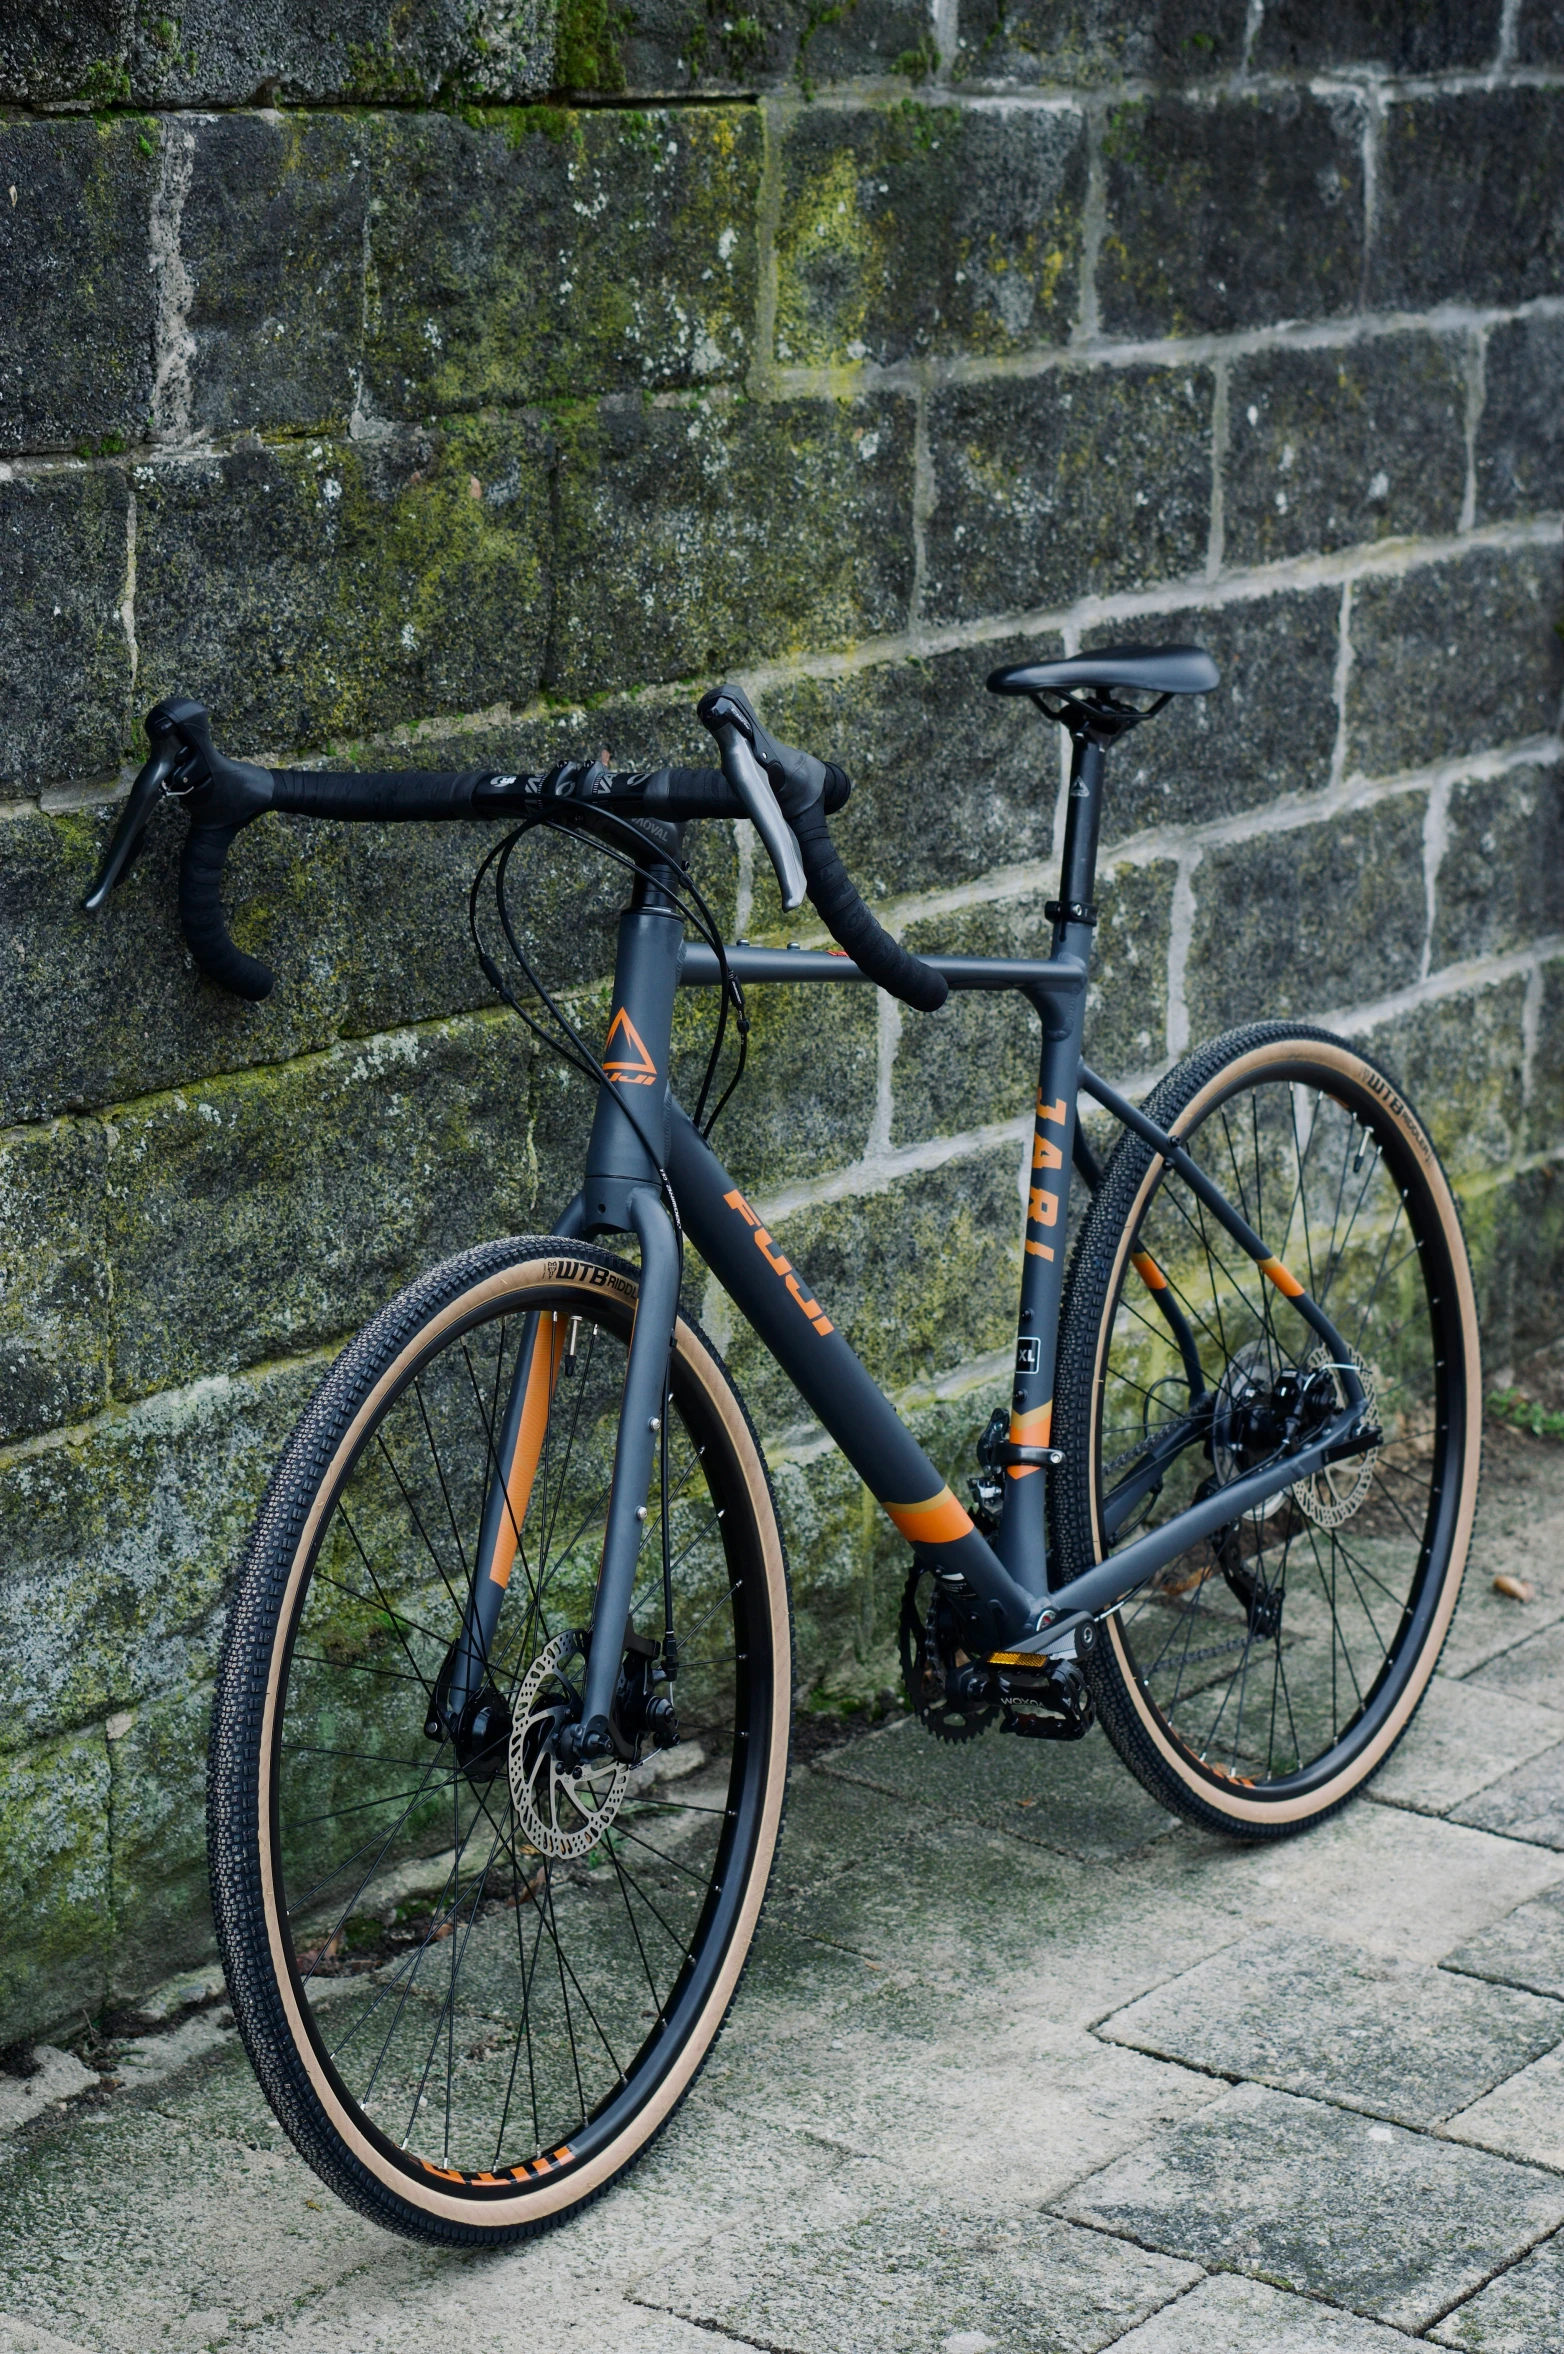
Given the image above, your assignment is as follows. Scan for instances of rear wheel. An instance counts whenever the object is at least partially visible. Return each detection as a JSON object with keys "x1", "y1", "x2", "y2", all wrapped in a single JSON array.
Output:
[
  {"x1": 1052, "y1": 1025, "x2": 1480, "y2": 1838},
  {"x1": 209, "y1": 1236, "x2": 791, "y2": 2243}
]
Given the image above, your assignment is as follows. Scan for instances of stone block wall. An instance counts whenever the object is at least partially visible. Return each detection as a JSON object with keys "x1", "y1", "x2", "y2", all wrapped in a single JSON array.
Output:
[{"x1": 1, "y1": 1, "x2": 1561, "y2": 2038}]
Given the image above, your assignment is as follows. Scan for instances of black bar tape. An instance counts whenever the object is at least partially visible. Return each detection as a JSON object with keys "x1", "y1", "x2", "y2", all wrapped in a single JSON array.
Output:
[
  {"x1": 179, "y1": 823, "x2": 275, "y2": 1001},
  {"x1": 790, "y1": 800, "x2": 947, "y2": 1012},
  {"x1": 269, "y1": 770, "x2": 486, "y2": 821}
]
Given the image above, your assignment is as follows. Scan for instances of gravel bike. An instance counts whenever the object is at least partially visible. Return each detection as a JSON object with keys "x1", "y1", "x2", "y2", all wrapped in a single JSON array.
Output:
[{"x1": 85, "y1": 648, "x2": 1481, "y2": 2243}]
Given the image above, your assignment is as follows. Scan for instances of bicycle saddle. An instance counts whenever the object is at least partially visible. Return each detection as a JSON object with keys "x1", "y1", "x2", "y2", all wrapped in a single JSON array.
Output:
[{"x1": 987, "y1": 644, "x2": 1218, "y2": 699}]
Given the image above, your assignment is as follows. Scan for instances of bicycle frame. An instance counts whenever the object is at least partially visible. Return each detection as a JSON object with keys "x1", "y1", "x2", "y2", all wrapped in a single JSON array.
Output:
[{"x1": 451, "y1": 724, "x2": 1372, "y2": 1745}]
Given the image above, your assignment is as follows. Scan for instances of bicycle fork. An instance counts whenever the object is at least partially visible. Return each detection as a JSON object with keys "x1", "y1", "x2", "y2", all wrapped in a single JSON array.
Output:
[{"x1": 439, "y1": 891, "x2": 688, "y2": 1772}]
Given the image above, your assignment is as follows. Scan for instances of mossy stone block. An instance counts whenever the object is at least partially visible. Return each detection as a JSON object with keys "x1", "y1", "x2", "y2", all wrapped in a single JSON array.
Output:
[
  {"x1": 893, "y1": 863, "x2": 1174, "y2": 1145},
  {"x1": 103, "y1": 1012, "x2": 537, "y2": 1401},
  {"x1": 1347, "y1": 549, "x2": 1564, "y2": 779},
  {"x1": 924, "y1": 366, "x2": 1212, "y2": 625},
  {"x1": 0, "y1": 466, "x2": 132, "y2": 789},
  {"x1": 757, "y1": 637, "x2": 1061, "y2": 906},
  {"x1": 954, "y1": 0, "x2": 1245, "y2": 87},
  {"x1": 678, "y1": 978, "x2": 879, "y2": 1193},
  {"x1": 725, "y1": 1146, "x2": 1022, "y2": 1429},
  {"x1": 594, "y1": 0, "x2": 933, "y2": 98},
  {"x1": 0, "y1": 802, "x2": 368, "y2": 1127},
  {"x1": 1225, "y1": 337, "x2": 1467, "y2": 568},
  {"x1": 1253, "y1": 0, "x2": 1500, "y2": 70},
  {"x1": 0, "y1": 1117, "x2": 111, "y2": 1448},
  {"x1": 106, "y1": 1684, "x2": 215, "y2": 2002},
  {"x1": 775, "y1": 101, "x2": 1085, "y2": 368},
  {"x1": 1475, "y1": 316, "x2": 1564, "y2": 526},
  {"x1": 1355, "y1": 975, "x2": 1529, "y2": 1187},
  {"x1": 0, "y1": 117, "x2": 157, "y2": 457},
  {"x1": 0, "y1": 1358, "x2": 320, "y2": 1753},
  {"x1": 135, "y1": 418, "x2": 551, "y2": 754},
  {"x1": 1516, "y1": 0, "x2": 1564, "y2": 61},
  {"x1": 1098, "y1": 589, "x2": 1340, "y2": 842},
  {"x1": 0, "y1": 1731, "x2": 112, "y2": 2044},
  {"x1": 0, "y1": 1, "x2": 554, "y2": 109},
  {"x1": 1525, "y1": 955, "x2": 1564, "y2": 1167},
  {"x1": 1099, "y1": 91, "x2": 1364, "y2": 338},
  {"x1": 1371, "y1": 90, "x2": 1564, "y2": 311},
  {"x1": 548, "y1": 393, "x2": 915, "y2": 697},
  {"x1": 183, "y1": 112, "x2": 367, "y2": 439},
  {"x1": 365, "y1": 106, "x2": 760, "y2": 416},
  {"x1": 1433, "y1": 767, "x2": 1564, "y2": 971},
  {"x1": 1185, "y1": 791, "x2": 1428, "y2": 1039}
]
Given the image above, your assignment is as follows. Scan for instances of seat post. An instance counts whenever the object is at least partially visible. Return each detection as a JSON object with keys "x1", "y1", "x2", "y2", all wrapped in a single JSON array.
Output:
[{"x1": 1052, "y1": 724, "x2": 1107, "y2": 963}]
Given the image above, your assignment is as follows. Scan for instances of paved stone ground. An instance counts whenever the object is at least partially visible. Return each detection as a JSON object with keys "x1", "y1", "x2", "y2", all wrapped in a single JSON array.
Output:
[{"x1": 4, "y1": 1423, "x2": 1564, "y2": 2354}]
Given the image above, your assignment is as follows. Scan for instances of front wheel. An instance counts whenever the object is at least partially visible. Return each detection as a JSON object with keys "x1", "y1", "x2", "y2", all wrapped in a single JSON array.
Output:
[
  {"x1": 1052, "y1": 1025, "x2": 1481, "y2": 1839},
  {"x1": 209, "y1": 1236, "x2": 792, "y2": 2244}
]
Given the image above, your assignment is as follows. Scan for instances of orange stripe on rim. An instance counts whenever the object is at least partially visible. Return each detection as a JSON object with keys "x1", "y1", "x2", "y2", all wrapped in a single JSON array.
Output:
[
  {"x1": 1131, "y1": 1249, "x2": 1170, "y2": 1292},
  {"x1": 1006, "y1": 1399, "x2": 1052, "y2": 1481},
  {"x1": 486, "y1": 1317, "x2": 565, "y2": 1587},
  {"x1": 1258, "y1": 1256, "x2": 1306, "y2": 1299},
  {"x1": 884, "y1": 1487, "x2": 974, "y2": 1545}
]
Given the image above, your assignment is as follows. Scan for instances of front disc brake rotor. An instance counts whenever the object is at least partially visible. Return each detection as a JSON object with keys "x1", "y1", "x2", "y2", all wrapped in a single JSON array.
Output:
[{"x1": 508, "y1": 1630, "x2": 628, "y2": 1859}]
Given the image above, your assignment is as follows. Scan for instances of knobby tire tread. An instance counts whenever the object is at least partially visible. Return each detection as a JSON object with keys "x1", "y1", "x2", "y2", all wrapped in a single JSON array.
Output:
[
  {"x1": 1051, "y1": 1024, "x2": 1480, "y2": 1841},
  {"x1": 208, "y1": 1234, "x2": 792, "y2": 2246}
]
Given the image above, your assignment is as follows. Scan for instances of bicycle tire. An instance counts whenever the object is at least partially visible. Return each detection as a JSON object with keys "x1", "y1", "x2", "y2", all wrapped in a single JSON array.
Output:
[
  {"x1": 209, "y1": 1234, "x2": 792, "y2": 2244},
  {"x1": 1051, "y1": 1024, "x2": 1481, "y2": 1839}
]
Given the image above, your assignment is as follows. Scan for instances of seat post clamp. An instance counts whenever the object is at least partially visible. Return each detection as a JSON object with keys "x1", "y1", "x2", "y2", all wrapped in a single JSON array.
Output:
[{"x1": 1045, "y1": 899, "x2": 1097, "y2": 928}]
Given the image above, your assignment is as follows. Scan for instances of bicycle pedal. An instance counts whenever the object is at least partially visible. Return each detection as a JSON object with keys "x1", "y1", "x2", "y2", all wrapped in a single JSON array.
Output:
[{"x1": 986, "y1": 1653, "x2": 1095, "y2": 1742}]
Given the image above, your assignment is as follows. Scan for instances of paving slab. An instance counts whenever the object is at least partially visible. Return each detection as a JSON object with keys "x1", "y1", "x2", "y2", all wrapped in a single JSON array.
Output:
[
  {"x1": 701, "y1": 2001, "x2": 1225, "y2": 2207},
  {"x1": 0, "y1": 2321, "x2": 97, "y2": 2354},
  {"x1": 1438, "y1": 1433, "x2": 1564, "y2": 1680},
  {"x1": 1464, "y1": 1617, "x2": 1564, "y2": 1712},
  {"x1": 1367, "y1": 1675, "x2": 1564, "y2": 1815},
  {"x1": 0, "y1": 2098, "x2": 389, "y2": 2354},
  {"x1": 1108, "y1": 2271, "x2": 1425, "y2": 2351},
  {"x1": 1443, "y1": 2041, "x2": 1564, "y2": 2171},
  {"x1": 1098, "y1": 1927, "x2": 1564, "y2": 2126},
  {"x1": 1430, "y1": 2226, "x2": 1564, "y2": 2352},
  {"x1": 0, "y1": 2047, "x2": 96, "y2": 2135},
  {"x1": 236, "y1": 2276, "x2": 760, "y2": 2354},
  {"x1": 1056, "y1": 2078, "x2": 1564, "y2": 2331},
  {"x1": 1443, "y1": 1880, "x2": 1564, "y2": 1998},
  {"x1": 1452, "y1": 1742, "x2": 1564, "y2": 1849},
  {"x1": 821, "y1": 1716, "x2": 1181, "y2": 1860},
  {"x1": 635, "y1": 2205, "x2": 1202, "y2": 2354},
  {"x1": 1186, "y1": 1800, "x2": 1564, "y2": 1966}
]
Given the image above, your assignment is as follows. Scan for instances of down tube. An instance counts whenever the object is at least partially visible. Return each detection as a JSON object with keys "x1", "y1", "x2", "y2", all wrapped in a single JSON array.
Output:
[{"x1": 666, "y1": 1110, "x2": 1043, "y2": 1641}]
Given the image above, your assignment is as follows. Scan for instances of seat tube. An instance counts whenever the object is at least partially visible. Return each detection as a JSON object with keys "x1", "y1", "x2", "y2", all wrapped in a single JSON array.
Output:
[{"x1": 996, "y1": 727, "x2": 1104, "y2": 1589}]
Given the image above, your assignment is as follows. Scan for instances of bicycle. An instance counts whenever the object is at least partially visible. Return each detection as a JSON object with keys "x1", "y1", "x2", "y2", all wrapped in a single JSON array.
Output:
[{"x1": 83, "y1": 647, "x2": 1481, "y2": 2244}]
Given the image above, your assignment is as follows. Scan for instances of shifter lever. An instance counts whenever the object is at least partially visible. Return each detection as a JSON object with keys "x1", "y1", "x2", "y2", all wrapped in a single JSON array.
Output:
[{"x1": 697, "y1": 690, "x2": 808, "y2": 912}]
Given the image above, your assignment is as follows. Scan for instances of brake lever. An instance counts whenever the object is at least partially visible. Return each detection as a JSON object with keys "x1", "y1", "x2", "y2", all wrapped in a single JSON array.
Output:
[
  {"x1": 82, "y1": 736, "x2": 181, "y2": 912},
  {"x1": 698, "y1": 696, "x2": 807, "y2": 912}
]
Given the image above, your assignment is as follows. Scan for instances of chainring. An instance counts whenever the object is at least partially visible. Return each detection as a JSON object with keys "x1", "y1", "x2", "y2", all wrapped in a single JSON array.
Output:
[{"x1": 898, "y1": 1566, "x2": 997, "y2": 1744}]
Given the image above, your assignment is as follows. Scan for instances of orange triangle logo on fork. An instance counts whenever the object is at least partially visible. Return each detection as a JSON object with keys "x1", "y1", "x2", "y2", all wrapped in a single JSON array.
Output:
[{"x1": 603, "y1": 1006, "x2": 659, "y2": 1085}]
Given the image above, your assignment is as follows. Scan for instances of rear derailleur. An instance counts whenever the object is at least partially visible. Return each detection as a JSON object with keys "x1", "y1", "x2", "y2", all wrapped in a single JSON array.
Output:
[{"x1": 899, "y1": 1564, "x2": 1096, "y2": 1745}]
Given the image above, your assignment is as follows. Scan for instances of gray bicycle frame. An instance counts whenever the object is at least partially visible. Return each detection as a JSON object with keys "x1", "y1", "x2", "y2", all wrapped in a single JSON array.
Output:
[{"x1": 451, "y1": 721, "x2": 1371, "y2": 1743}]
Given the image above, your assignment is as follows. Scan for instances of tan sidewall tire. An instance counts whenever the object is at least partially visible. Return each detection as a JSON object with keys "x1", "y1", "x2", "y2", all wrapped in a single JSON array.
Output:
[
  {"x1": 243, "y1": 1245, "x2": 790, "y2": 2232},
  {"x1": 1074, "y1": 1033, "x2": 1480, "y2": 1831}
]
